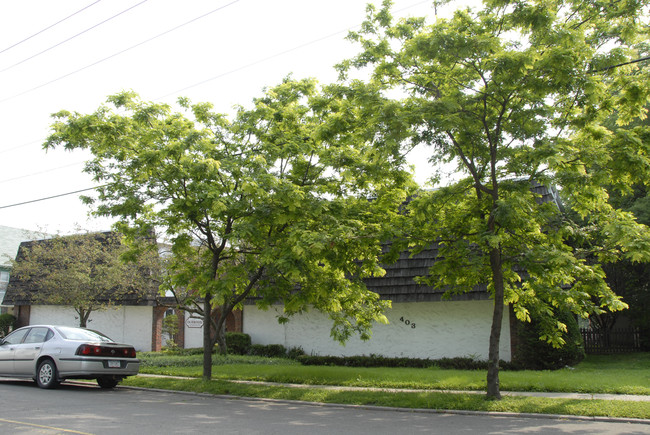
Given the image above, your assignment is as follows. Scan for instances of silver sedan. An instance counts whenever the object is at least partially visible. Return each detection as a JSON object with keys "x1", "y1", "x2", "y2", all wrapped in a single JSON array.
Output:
[{"x1": 0, "y1": 325, "x2": 140, "y2": 389}]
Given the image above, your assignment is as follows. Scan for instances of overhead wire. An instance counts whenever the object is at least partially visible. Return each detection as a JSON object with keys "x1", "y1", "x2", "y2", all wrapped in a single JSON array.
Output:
[
  {"x1": 0, "y1": 0, "x2": 241, "y2": 104},
  {"x1": 0, "y1": 186, "x2": 105, "y2": 210},
  {"x1": 0, "y1": 138, "x2": 42, "y2": 155},
  {"x1": 1, "y1": 0, "x2": 149, "y2": 74},
  {"x1": 0, "y1": 161, "x2": 86, "y2": 185},
  {"x1": 0, "y1": 0, "x2": 102, "y2": 55},
  {"x1": 1, "y1": 0, "x2": 430, "y2": 210},
  {"x1": 158, "y1": 0, "x2": 432, "y2": 99}
]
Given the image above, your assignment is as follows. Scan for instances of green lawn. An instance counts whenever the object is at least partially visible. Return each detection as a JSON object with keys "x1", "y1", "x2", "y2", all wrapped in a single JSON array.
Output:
[
  {"x1": 123, "y1": 352, "x2": 650, "y2": 420},
  {"x1": 137, "y1": 352, "x2": 650, "y2": 395}
]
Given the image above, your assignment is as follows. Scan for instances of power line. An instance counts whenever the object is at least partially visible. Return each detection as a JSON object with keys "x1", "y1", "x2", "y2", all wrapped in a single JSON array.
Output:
[
  {"x1": 0, "y1": 0, "x2": 240, "y2": 104},
  {"x1": 0, "y1": 0, "x2": 102, "y2": 55},
  {"x1": 0, "y1": 138, "x2": 42, "y2": 155},
  {"x1": 0, "y1": 0, "x2": 431, "y2": 210},
  {"x1": 0, "y1": 186, "x2": 105, "y2": 210},
  {"x1": 157, "y1": 0, "x2": 432, "y2": 100},
  {"x1": 590, "y1": 56, "x2": 650, "y2": 73},
  {"x1": 1, "y1": 0, "x2": 148, "y2": 74},
  {"x1": 0, "y1": 161, "x2": 85, "y2": 185},
  {"x1": 157, "y1": 26, "x2": 351, "y2": 100}
]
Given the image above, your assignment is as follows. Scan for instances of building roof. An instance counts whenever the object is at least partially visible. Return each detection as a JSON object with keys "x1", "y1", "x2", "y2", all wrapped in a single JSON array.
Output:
[
  {"x1": 363, "y1": 183, "x2": 560, "y2": 303},
  {"x1": 363, "y1": 244, "x2": 489, "y2": 303},
  {"x1": 3, "y1": 231, "x2": 159, "y2": 307}
]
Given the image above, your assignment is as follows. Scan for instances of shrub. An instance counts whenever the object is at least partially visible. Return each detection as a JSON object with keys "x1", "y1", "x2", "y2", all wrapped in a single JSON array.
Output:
[
  {"x1": 287, "y1": 346, "x2": 306, "y2": 360},
  {"x1": 295, "y1": 354, "x2": 516, "y2": 370},
  {"x1": 512, "y1": 309, "x2": 586, "y2": 370},
  {"x1": 226, "y1": 332, "x2": 251, "y2": 355},
  {"x1": 162, "y1": 314, "x2": 180, "y2": 349},
  {"x1": 163, "y1": 347, "x2": 210, "y2": 356},
  {"x1": 248, "y1": 344, "x2": 287, "y2": 358},
  {"x1": 0, "y1": 314, "x2": 16, "y2": 337}
]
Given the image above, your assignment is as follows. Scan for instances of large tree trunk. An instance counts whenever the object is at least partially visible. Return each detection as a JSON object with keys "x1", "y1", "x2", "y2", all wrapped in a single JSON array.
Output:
[
  {"x1": 202, "y1": 293, "x2": 213, "y2": 380},
  {"x1": 487, "y1": 246, "x2": 504, "y2": 400}
]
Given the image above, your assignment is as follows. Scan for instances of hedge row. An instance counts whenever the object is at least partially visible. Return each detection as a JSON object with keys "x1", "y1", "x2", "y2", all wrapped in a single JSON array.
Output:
[
  {"x1": 170, "y1": 323, "x2": 584, "y2": 371},
  {"x1": 296, "y1": 354, "x2": 519, "y2": 370}
]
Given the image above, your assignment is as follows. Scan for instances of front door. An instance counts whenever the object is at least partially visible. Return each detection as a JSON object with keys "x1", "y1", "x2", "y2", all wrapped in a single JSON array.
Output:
[
  {"x1": 0, "y1": 328, "x2": 29, "y2": 375},
  {"x1": 14, "y1": 327, "x2": 51, "y2": 375}
]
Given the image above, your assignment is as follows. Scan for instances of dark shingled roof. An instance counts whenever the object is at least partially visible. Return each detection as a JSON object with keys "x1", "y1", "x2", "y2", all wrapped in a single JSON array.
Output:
[
  {"x1": 3, "y1": 232, "x2": 159, "y2": 307},
  {"x1": 363, "y1": 244, "x2": 490, "y2": 302},
  {"x1": 363, "y1": 183, "x2": 560, "y2": 303}
]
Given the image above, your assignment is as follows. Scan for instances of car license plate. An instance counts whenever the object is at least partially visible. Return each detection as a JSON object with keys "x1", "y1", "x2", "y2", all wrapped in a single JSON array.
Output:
[{"x1": 108, "y1": 360, "x2": 121, "y2": 368}]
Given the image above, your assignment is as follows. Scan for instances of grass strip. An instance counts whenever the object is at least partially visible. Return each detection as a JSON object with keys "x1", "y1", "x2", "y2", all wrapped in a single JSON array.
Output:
[
  {"x1": 139, "y1": 363, "x2": 650, "y2": 395},
  {"x1": 122, "y1": 376, "x2": 650, "y2": 420}
]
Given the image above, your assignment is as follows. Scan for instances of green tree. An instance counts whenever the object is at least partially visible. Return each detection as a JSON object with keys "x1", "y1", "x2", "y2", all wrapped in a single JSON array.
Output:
[
  {"x1": 342, "y1": 0, "x2": 650, "y2": 398},
  {"x1": 161, "y1": 313, "x2": 180, "y2": 349},
  {"x1": 598, "y1": 95, "x2": 650, "y2": 345},
  {"x1": 45, "y1": 78, "x2": 412, "y2": 379},
  {"x1": 600, "y1": 182, "x2": 650, "y2": 347},
  {"x1": 10, "y1": 232, "x2": 156, "y2": 327}
]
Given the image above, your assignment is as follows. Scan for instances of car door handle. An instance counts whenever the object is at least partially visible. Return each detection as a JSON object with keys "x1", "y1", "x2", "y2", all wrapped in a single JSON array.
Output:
[{"x1": 34, "y1": 347, "x2": 41, "y2": 350}]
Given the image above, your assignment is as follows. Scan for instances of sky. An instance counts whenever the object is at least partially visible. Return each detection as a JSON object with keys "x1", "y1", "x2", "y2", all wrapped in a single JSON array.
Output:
[{"x1": 0, "y1": 0, "x2": 473, "y2": 235}]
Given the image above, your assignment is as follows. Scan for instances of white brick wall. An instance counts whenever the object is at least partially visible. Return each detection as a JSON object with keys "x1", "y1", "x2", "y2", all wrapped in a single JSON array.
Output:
[
  {"x1": 243, "y1": 300, "x2": 511, "y2": 361},
  {"x1": 183, "y1": 311, "x2": 205, "y2": 349}
]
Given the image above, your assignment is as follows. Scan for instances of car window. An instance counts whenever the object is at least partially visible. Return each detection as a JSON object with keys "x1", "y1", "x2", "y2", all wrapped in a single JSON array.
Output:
[
  {"x1": 55, "y1": 326, "x2": 113, "y2": 343},
  {"x1": 2, "y1": 329, "x2": 29, "y2": 345},
  {"x1": 23, "y1": 327, "x2": 51, "y2": 344}
]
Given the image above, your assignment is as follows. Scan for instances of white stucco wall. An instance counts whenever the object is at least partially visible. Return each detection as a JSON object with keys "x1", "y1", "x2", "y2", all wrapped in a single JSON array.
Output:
[
  {"x1": 29, "y1": 305, "x2": 154, "y2": 351},
  {"x1": 243, "y1": 300, "x2": 511, "y2": 361},
  {"x1": 183, "y1": 312, "x2": 205, "y2": 349}
]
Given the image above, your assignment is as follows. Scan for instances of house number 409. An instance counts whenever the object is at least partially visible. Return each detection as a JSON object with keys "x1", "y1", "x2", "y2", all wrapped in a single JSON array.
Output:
[{"x1": 400, "y1": 317, "x2": 416, "y2": 329}]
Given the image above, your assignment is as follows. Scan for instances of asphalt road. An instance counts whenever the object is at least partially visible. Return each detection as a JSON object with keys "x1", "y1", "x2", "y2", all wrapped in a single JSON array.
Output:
[{"x1": 0, "y1": 380, "x2": 648, "y2": 435}]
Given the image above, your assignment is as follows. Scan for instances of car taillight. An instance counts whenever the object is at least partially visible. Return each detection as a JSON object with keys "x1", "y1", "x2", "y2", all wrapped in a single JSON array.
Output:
[
  {"x1": 76, "y1": 344, "x2": 136, "y2": 358},
  {"x1": 76, "y1": 344, "x2": 102, "y2": 355}
]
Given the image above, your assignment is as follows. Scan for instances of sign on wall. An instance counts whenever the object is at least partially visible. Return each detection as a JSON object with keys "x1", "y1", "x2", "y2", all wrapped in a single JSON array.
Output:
[{"x1": 186, "y1": 317, "x2": 204, "y2": 328}]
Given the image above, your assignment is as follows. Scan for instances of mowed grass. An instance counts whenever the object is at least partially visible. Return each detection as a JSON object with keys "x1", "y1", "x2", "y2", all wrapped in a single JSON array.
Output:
[
  {"x1": 124, "y1": 352, "x2": 650, "y2": 419},
  {"x1": 136, "y1": 352, "x2": 650, "y2": 395},
  {"x1": 122, "y1": 376, "x2": 650, "y2": 420}
]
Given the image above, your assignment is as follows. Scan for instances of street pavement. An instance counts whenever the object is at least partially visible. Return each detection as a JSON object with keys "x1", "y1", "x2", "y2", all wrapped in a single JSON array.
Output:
[
  {"x1": 0, "y1": 380, "x2": 648, "y2": 434},
  {"x1": 135, "y1": 374, "x2": 650, "y2": 426}
]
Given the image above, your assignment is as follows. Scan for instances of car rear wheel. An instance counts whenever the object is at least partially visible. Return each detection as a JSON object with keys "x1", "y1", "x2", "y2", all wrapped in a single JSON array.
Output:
[
  {"x1": 36, "y1": 359, "x2": 60, "y2": 389},
  {"x1": 97, "y1": 377, "x2": 119, "y2": 389}
]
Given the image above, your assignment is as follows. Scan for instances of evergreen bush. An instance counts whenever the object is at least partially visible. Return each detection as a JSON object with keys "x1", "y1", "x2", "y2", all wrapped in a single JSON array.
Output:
[
  {"x1": 0, "y1": 314, "x2": 16, "y2": 337},
  {"x1": 248, "y1": 343, "x2": 287, "y2": 358},
  {"x1": 296, "y1": 354, "x2": 516, "y2": 370},
  {"x1": 226, "y1": 332, "x2": 252, "y2": 355},
  {"x1": 512, "y1": 309, "x2": 586, "y2": 370}
]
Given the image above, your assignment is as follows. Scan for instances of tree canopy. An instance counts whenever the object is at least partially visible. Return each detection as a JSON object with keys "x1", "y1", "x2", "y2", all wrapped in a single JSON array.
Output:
[
  {"x1": 9, "y1": 232, "x2": 156, "y2": 327},
  {"x1": 45, "y1": 77, "x2": 414, "y2": 378},
  {"x1": 341, "y1": 0, "x2": 650, "y2": 398}
]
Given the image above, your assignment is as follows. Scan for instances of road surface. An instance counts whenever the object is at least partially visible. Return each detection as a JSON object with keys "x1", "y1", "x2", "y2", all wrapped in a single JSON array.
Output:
[{"x1": 0, "y1": 380, "x2": 647, "y2": 434}]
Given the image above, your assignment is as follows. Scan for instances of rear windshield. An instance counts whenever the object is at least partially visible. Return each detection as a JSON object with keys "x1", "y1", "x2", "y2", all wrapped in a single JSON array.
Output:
[{"x1": 55, "y1": 326, "x2": 114, "y2": 343}]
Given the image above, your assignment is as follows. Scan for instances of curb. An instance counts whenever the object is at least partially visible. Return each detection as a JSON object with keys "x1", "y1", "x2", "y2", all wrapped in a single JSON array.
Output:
[{"x1": 124, "y1": 376, "x2": 650, "y2": 426}]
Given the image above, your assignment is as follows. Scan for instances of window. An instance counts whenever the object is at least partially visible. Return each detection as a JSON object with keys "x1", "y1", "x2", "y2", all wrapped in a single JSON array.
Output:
[
  {"x1": 55, "y1": 326, "x2": 113, "y2": 342},
  {"x1": 24, "y1": 327, "x2": 52, "y2": 344},
  {"x1": 2, "y1": 328, "x2": 28, "y2": 345},
  {"x1": 0, "y1": 271, "x2": 9, "y2": 293}
]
